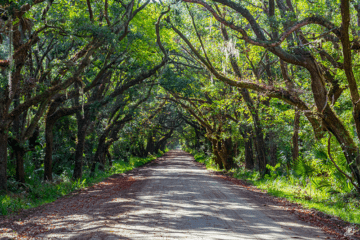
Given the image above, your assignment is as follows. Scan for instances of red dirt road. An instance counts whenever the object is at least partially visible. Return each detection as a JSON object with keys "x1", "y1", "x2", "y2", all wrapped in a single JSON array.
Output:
[{"x1": 0, "y1": 150, "x2": 350, "y2": 239}]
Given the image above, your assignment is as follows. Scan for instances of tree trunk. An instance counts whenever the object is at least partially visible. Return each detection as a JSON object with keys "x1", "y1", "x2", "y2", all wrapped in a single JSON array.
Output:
[
  {"x1": 73, "y1": 116, "x2": 89, "y2": 180},
  {"x1": 241, "y1": 126, "x2": 254, "y2": 169},
  {"x1": 220, "y1": 24, "x2": 266, "y2": 172},
  {"x1": 241, "y1": 89, "x2": 268, "y2": 174},
  {"x1": 269, "y1": 139, "x2": 277, "y2": 166},
  {"x1": 305, "y1": 59, "x2": 360, "y2": 190},
  {"x1": 11, "y1": 94, "x2": 26, "y2": 183},
  {"x1": 29, "y1": 127, "x2": 41, "y2": 169},
  {"x1": 244, "y1": 137, "x2": 254, "y2": 169},
  {"x1": 213, "y1": 138, "x2": 235, "y2": 170},
  {"x1": 145, "y1": 133, "x2": 155, "y2": 155},
  {"x1": 92, "y1": 135, "x2": 107, "y2": 172},
  {"x1": 0, "y1": 130, "x2": 8, "y2": 192},
  {"x1": 154, "y1": 129, "x2": 173, "y2": 153},
  {"x1": 194, "y1": 128, "x2": 201, "y2": 150},
  {"x1": 222, "y1": 138, "x2": 236, "y2": 170},
  {"x1": 213, "y1": 150, "x2": 224, "y2": 169},
  {"x1": 211, "y1": 139, "x2": 224, "y2": 169},
  {"x1": 8, "y1": 137, "x2": 26, "y2": 183},
  {"x1": 107, "y1": 150, "x2": 112, "y2": 167},
  {"x1": 15, "y1": 148, "x2": 26, "y2": 183},
  {"x1": 44, "y1": 119, "x2": 55, "y2": 181},
  {"x1": 253, "y1": 124, "x2": 267, "y2": 174},
  {"x1": 266, "y1": 131, "x2": 277, "y2": 166},
  {"x1": 292, "y1": 109, "x2": 300, "y2": 165}
]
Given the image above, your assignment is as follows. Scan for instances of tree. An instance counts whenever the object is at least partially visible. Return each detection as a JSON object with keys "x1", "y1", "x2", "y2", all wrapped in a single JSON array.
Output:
[{"x1": 165, "y1": 0, "x2": 360, "y2": 190}]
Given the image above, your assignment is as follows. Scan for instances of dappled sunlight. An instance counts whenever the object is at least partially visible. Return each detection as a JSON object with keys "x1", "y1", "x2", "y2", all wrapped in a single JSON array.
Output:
[{"x1": 0, "y1": 151, "x2": 329, "y2": 239}]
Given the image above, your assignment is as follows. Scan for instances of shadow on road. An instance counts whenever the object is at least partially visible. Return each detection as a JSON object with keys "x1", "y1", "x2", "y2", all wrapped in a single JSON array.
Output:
[{"x1": 0, "y1": 150, "x2": 330, "y2": 239}]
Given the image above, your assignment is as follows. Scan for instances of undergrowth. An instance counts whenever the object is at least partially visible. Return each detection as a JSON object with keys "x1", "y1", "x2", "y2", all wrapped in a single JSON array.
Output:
[
  {"x1": 0, "y1": 153, "x2": 162, "y2": 216},
  {"x1": 190, "y1": 149, "x2": 360, "y2": 225}
]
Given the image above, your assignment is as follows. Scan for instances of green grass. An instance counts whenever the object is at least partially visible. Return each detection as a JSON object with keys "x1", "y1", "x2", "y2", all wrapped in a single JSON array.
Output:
[
  {"x1": 189, "y1": 149, "x2": 360, "y2": 225},
  {"x1": 0, "y1": 154, "x2": 162, "y2": 216},
  {"x1": 193, "y1": 152, "x2": 223, "y2": 171},
  {"x1": 235, "y1": 170, "x2": 360, "y2": 224}
]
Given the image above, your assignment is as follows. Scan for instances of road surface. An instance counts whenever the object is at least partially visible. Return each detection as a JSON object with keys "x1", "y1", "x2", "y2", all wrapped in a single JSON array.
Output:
[{"x1": 1, "y1": 150, "x2": 331, "y2": 239}]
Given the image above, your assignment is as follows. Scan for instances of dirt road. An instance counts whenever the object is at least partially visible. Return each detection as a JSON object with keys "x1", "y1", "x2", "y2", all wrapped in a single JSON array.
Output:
[{"x1": 1, "y1": 150, "x2": 332, "y2": 239}]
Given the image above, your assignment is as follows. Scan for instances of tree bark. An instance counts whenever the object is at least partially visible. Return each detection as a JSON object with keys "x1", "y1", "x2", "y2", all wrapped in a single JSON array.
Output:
[
  {"x1": 241, "y1": 126, "x2": 254, "y2": 169},
  {"x1": 15, "y1": 149, "x2": 26, "y2": 183},
  {"x1": 145, "y1": 132, "x2": 155, "y2": 155},
  {"x1": 244, "y1": 136, "x2": 254, "y2": 169},
  {"x1": 29, "y1": 127, "x2": 41, "y2": 169},
  {"x1": 292, "y1": 109, "x2": 300, "y2": 165},
  {"x1": 266, "y1": 131, "x2": 277, "y2": 166},
  {"x1": 107, "y1": 150, "x2": 112, "y2": 167},
  {"x1": 240, "y1": 90, "x2": 268, "y2": 174},
  {"x1": 44, "y1": 118, "x2": 55, "y2": 181},
  {"x1": 211, "y1": 139, "x2": 224, "y2": 169},
  {"x1": 154, "y1": 129, "x2": 174, "y2": 153},
  {"x1": 92, "y1": 133, "x2": 108, "y2": 172},
  {"x1": 73, "y1": 116, "x2": 89, "y2": 179},
  {"x1": 0, "y1": 130, "x2": 8, "y2": 192},
  {"x1": 212, "y1": 138, "x2": 235, "y2": 170},
  {"x1": 305, "y1": 59, "x2": 360, "y2": 190}
]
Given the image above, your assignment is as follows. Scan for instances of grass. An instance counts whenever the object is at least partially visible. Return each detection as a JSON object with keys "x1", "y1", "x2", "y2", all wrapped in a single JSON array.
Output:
[
  {"x1": 235, "y1": 169, "x2": 360, "y2": 224},
  {"x1": 193, "y1": 152, "x2": 221, "y2": 171},
  {"x1": 0, "y1": 153, "x2": 162, "y2": 216},
  {"x1": 190, "y1": 150, "x2": 360, "y2": 225}
]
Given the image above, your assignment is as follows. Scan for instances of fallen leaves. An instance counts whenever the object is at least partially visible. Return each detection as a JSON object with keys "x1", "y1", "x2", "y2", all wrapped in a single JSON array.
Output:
[
  {"x1": 212, "y1": 170, "x2": 360, "y2": 240},
  {"x1": 0, "y1": 175, "x2": 137, "y2": 239}
]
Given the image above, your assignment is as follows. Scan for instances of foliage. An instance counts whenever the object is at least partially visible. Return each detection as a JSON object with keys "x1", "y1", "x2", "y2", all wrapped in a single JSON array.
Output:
[
  {"x1": 0, "y1": 154, "x2": 161, "y2": 216},
  {"x1": 190, "y1": 149, "x2": 360, "y2": 224},
  {"x1": 1, "y1": 0, "x2": 360, "y2": 228}
]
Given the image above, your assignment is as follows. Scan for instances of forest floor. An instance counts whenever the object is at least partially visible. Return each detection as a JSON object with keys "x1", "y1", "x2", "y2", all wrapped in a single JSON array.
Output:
[{"x1": 0, "y1": 150, "x2": 356, "y2": 239}]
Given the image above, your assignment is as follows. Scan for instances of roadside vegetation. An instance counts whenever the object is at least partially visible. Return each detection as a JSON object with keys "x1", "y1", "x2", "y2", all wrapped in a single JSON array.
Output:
[
  {"x1": 0, "y1": 153, "x2": 163, "y2": 216},
  {"x1": 2, "y1": 0, "x2": 360, "y2": 229},
  {"x1": 190, "y1": 150, "x2": 360, "y2": 225}
]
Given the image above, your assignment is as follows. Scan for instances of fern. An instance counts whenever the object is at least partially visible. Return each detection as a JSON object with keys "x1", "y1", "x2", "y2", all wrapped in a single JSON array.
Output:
[{"x1": 293, "y1": 157, "x2": 316, "y2": 178}]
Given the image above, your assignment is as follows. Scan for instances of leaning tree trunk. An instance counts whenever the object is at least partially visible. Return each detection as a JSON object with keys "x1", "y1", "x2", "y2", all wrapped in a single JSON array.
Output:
[
  {"x1": 154, "y1": 129, "x2": 174, "y2": 154},
  {"x1": 221, "y1": 25, "x2": 265, "y2": 173},
  {"x1": 306, "y1": 59, "x2": 360, "y2": 190}
]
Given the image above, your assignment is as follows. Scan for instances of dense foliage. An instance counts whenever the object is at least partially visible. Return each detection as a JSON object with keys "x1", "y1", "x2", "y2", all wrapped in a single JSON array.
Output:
[{"x1": 1, "y1": 0, "x2": 360, "y2": 223}]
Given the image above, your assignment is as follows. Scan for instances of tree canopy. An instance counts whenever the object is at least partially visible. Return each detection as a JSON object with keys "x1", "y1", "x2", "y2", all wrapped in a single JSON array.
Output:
[{"x1": 1, "y1": 0, "x2": 360, "y2": 205}]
